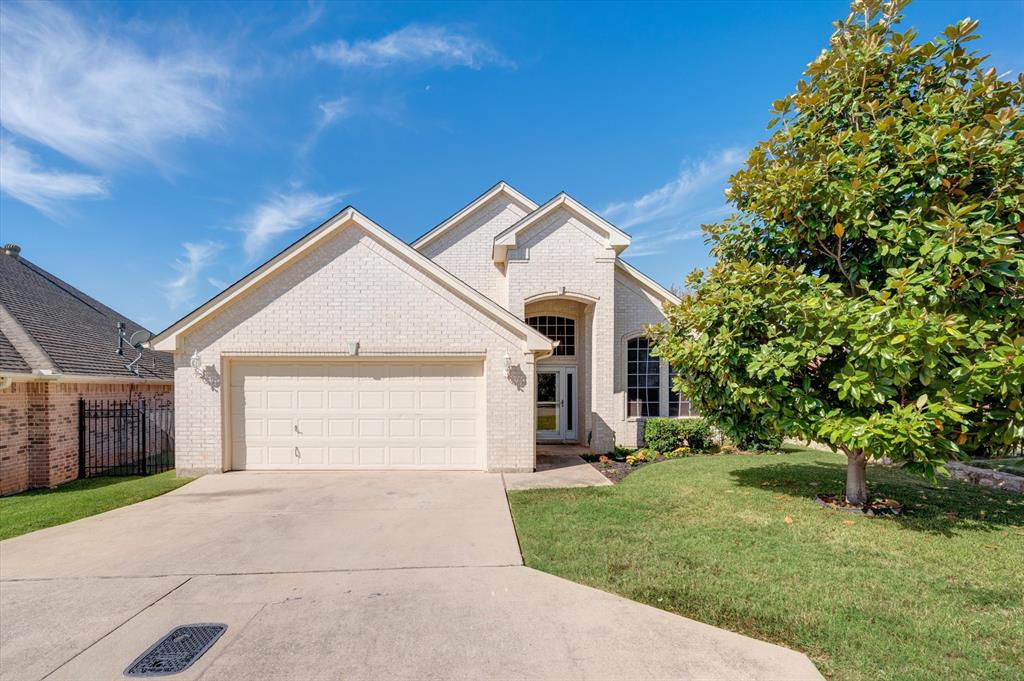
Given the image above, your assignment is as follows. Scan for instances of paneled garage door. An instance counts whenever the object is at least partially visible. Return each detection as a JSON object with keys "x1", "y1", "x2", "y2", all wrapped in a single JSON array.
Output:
[{"x1": 230, "y1": 360, "x2": 485, "y2": 470}]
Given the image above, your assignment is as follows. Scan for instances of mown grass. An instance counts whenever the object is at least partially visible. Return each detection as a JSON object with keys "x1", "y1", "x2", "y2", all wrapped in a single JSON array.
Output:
[
  {"x1": 508, "y1": 448, "x2": 1024, "y2": 681},
  {"x1": 0, "y1": 471, "x2": 192, "y2": 540}
]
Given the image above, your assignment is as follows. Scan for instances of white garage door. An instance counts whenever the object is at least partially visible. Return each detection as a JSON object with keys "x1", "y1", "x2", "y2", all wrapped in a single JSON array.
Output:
[{"x1": 230, "y1": 360, "x2": 485, "y2": 470}]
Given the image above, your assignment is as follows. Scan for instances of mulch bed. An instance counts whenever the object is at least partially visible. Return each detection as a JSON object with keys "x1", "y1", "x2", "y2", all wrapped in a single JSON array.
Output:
[{"x1": 815, "y1": 493, "x2": 904, "y2": 516}]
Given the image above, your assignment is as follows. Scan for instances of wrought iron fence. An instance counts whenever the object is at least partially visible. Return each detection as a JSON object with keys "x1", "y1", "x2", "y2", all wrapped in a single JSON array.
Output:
[{"x1": 78, "y1": 398, "x2": 174, "y2": 478}]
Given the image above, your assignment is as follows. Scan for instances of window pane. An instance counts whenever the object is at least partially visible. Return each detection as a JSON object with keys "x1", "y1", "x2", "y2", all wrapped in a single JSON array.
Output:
[
  {"x1": 526, "y1": 316, "x2": 576, "y2": 356},
  {"x1": 626, "y1": 337, "x2": 660, "y2": 417}
]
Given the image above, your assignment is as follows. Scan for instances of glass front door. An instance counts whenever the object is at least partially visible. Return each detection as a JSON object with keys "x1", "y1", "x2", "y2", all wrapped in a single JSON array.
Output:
[{"x1": 536, "y1": 367, "x2": 577, "y2": 441}]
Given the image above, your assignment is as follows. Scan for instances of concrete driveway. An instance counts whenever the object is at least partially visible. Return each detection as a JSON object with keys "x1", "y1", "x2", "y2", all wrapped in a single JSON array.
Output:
[{"x1": 0, "y1": 472, "x2": 821, "y2": 680}]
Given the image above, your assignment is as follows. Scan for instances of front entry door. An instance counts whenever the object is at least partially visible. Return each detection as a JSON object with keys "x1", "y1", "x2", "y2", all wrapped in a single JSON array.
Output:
[{"x1": 536, "y1": 367, "x2": 577, "y2": 441}]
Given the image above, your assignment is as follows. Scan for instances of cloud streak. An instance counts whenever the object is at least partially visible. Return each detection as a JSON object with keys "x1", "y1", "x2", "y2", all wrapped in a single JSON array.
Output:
[
  {"x1": 240, "y1": 190, "x2": 343, "y2": 258},
  {"x1": 0, "y1": 140, "x2": 108, "y2": 216},
  {"x1": 313, "y1": 24, "x2": 510, "y2": 70},
  {"x1": 604, "y1": 148, "x2": 744, "y2": 257},
  {"x1": 164, "y1": 241, "x2": 224, "y2": 309},
  {"x1": 0, "y1": 1, "x2": 227, "y2": 173}
]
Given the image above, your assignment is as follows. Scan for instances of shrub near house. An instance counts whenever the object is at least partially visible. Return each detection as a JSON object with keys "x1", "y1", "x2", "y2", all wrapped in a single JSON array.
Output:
[{"x1": 644, "y1": 417, "x2": 714, "y2": 453}]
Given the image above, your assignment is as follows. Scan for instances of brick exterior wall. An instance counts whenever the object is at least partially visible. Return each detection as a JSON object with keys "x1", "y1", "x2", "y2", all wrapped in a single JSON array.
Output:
[
  {"x1": 613, "y1": 271, "x2": 674, "y2": 448},
  {"x1": 174, "y1": 225, "x2": 536, "y2": 475},
  {"x1": 418, "y1": 195, "x2": 530, "y2": 308},
  {"x1": 505, "y1": 207, "x2": 620, "y2": 452},
  {"x1": 0, "y1": 381, "x2": 173, "y2": 496}
]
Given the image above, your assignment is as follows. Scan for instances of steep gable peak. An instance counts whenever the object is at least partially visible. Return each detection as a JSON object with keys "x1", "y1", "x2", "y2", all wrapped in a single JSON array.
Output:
[
  {"x1": 492, "y1": 192, "x2": 631, "y2": 263},
  {"x1": 412, "y1": 181, "x2": 538, "y2": 251}
]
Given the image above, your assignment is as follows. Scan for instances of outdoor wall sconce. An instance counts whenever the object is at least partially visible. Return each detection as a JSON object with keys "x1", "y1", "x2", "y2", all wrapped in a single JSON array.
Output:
[
  {"x1": 503, "y1": 350, "x2": 513, "y2": 379},
  {"x1": 190, "y1": 349, "x2": 203, "y2": 376}
]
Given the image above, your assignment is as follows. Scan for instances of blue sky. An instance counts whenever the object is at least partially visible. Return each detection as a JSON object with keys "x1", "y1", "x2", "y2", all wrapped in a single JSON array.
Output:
[{"x1": 1, "y1": 0, "x2": 1021, "y2": 331}]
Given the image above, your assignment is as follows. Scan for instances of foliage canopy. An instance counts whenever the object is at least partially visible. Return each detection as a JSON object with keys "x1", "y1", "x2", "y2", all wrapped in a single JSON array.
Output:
[{"x1": 651, "y1": 0, "x2": 1023, "y2": 500}]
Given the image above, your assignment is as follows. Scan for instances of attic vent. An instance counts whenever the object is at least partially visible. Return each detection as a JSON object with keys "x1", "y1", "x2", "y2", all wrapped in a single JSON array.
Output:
[{"x1": 2, "y1": 244, "x2": 20, "y2": 259}]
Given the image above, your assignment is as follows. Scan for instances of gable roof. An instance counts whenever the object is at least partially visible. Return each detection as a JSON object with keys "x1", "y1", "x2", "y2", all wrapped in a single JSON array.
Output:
[
  {"x1": 492, "y1": 192, "x2": 631, "y2": 263},
  {"x1": 615, "y1": 258, "x2": 681, "y2": 305},
  {"x1": 0, "y1": 248, "x2": 173, "y2": 381},
  {"x1": 150, "y1": 207, "x2": 553, "y2": 354},
  {"x1": 411, "y1": 181, "x2": 538, "y2": 251}
]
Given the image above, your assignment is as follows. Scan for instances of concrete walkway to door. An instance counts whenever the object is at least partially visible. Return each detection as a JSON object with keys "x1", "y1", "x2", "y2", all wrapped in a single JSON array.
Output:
[{"x1": 0, "y1": 472, "x2": 821, "y2": 680}]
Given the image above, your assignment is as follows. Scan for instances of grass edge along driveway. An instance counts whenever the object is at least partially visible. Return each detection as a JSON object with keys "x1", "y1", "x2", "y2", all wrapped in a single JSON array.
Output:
[
  {"x1": 508, "y1": 448, "x2": 1024, "y2": 681},
  {"x1": 0, "y1": 471, "x2": 192, "y2": 540}
]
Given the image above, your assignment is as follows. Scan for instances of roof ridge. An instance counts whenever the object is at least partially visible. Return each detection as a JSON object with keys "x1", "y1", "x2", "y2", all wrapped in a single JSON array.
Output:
[{"x1": 18, "y1": 257, "x2": 135, "y2": 326}]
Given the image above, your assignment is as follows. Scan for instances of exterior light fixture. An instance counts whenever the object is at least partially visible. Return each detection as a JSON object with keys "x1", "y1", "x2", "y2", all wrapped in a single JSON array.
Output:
[
  {"x1": 503, "y1": 350, "x2": 513, "y2": 379},
  {"x1": 190, "y1": 350, "x2": 203, "y2": 376}
]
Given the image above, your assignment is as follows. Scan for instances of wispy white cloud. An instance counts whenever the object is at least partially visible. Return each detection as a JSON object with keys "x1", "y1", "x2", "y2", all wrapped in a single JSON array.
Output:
[
  {"x1": 318, "y1": 97, "x2": 351, "y2": 125},
  {"x1": 313, "y1": 24, "x2": 510, "y2": 70},
  {"x1": 164, "y1": 241, "x2": 224, "y2": 309},
  {"x1": 603, "y1": 148, "x2": 744, "y2": 257},
  {"x1": 0, "y1": 140, "x2": 108, "y2": 216},
  {"x1": 0, "y1": 1, "x2": 227, "y2": 173},
  {"x1": 241, "y1": 190, "x2": 343, "y2": 258}
]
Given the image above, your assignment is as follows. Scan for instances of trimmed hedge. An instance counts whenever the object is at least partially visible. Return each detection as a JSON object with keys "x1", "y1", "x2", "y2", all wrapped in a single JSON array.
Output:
[{"x1": 644, "y1": 417, "x2": 714, "y2": 453}]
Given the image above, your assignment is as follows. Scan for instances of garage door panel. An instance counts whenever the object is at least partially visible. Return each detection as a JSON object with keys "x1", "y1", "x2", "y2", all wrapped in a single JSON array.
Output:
[
  {"x1": 329, "y1": 447, "x2": 354, "y2": 464},
  {"x1": 232, "y1": 360, "x2": 484, "y2": 470},
  {"x1": 359, "y1": 391, "x2": 385, "y2": 409},
  {"x1": 328, "y1": 391, "x2": 354, "y2": 409}
]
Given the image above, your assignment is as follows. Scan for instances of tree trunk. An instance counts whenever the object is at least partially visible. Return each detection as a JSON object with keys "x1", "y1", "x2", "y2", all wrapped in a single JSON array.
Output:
[{"x1": 845, "y1": 450, "x2": 868, "y2": 506}]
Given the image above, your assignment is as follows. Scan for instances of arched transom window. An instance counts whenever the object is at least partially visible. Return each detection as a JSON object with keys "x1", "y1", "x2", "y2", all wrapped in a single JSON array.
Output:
[
  {"x1": 627, "y1": 336, "x2": 659, "y2": 417},
  {"x1": 526, "y1": 315, "x2": 575, "y2": 356}
]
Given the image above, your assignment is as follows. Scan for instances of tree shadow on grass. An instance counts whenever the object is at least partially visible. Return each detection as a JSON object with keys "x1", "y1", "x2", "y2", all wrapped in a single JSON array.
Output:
[{"x1": 729, "y1": 459, "x2": 1024, "y2": 536}]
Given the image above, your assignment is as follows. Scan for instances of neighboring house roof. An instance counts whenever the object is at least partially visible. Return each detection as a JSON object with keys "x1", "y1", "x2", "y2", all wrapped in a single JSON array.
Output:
[
  {"x1": 411, "y1": 181, "x2": 539, "y2": 251},
  {"x1": 0, "y1": 246, "x2": 174, "y2": 381},
  {"x1": 616, "y1": 259, "x2": 682, "y2": 305},
  {"x1": 150, "y1": 207, "x2": 554, "y2": 354},
  {"x1": 0, "y1": 328, "x2": 31, "y2": 374},
  {"x1": 492, "y1": 192, "x2": 632, "y2": 263}
]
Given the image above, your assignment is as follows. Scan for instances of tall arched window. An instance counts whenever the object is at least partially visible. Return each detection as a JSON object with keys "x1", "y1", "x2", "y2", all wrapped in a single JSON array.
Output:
[
  {"x1": 526, "y1": 316, "x2": 575, "y2": 356},
  {"x1": 627, "y1": 337, "x2": 659, "y2": 417}
]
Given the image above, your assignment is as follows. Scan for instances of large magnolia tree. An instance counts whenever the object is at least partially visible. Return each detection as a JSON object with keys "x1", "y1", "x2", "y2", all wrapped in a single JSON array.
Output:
[{"x1": 651, "y1": 0, "x2": 1023, "y2": 504}]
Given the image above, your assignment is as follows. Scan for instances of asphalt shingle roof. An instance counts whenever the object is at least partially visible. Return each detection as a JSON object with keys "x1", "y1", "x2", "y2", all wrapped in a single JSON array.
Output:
[
  {"x1": 0, "y1": 251, "x2": 174, "y2": 380},
  {"x1": 0, "y1": 329, "x2": 30, "y2": 373}
]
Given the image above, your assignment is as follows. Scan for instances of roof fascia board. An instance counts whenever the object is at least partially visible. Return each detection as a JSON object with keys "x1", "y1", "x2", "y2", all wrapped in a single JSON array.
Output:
[
  {"x1": 412, "y1": 181, "x2": 538, "y2": 251},
  {"x1": 616, "y1": 259, "x2": 682, "y2": 305},
  {"x1": 493, "y1": 193, "x2": 631, "y2": 263}
]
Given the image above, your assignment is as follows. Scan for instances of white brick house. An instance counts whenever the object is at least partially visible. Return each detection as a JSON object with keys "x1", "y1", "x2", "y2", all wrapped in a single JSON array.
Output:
[{"x1": 151, "y1": 182, "x2": 686, "y2": 475}]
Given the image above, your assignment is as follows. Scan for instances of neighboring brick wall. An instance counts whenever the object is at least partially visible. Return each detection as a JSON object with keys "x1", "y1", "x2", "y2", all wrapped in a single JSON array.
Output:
[
  {"x1": 418, "y1": 195, "x2": 529, "y2": 308},
  {"x1": 0, "y1": 380, "x2": 173, "y2": 496},
  {"x1": 0, "y1": 384, "x2": 29, "y2": 496},
  {"x1": 175, "y1": 225, "x2": 536, "y2": 474}
]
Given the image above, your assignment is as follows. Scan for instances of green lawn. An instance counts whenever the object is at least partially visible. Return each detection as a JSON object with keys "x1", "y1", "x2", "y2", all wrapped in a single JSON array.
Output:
[
  {"x1": 508, "y1": 448, "x2": 1024, "y2": 681},
  {"x1": 0, "y1": 472, "x2": 193, "y2": 541}
]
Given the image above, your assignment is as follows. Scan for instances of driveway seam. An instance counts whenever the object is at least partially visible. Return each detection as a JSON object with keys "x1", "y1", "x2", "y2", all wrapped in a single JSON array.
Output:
[
  {"x1": 39, "y1": 576, "x2": 193, "y2": 681},
  {"x1": 3, "y1": 563, "x2": 525, "y2": 583},
  {"x1": 500, "y1": 472, "x2": 527, "y2": 566}
]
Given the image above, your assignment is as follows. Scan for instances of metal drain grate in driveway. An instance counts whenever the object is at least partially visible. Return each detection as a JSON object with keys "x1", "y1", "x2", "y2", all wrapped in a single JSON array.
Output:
[{"x1": 124, "y1": 624, "x2": 227, "y2": 677}]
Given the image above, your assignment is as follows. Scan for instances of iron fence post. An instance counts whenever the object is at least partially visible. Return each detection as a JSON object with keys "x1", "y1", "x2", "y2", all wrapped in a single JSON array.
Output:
[
  {"x1": 139, "y1": 398, "x2": 147, "y2": 476},
  {"x1": 78, "y1": 398, "x2": 85, "y2": 479}
]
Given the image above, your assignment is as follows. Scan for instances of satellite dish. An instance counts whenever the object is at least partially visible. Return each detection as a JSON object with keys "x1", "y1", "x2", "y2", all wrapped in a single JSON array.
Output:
[{"x1": 129, "y1": 329, "x2": 152, "y2": 349}]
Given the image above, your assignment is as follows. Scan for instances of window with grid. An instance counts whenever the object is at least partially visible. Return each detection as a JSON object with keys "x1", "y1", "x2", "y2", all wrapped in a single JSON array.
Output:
[
  {"x1": 668, "y1": 366, "x2": 696, "y2": 417},
  {"x1": 526, "y1": 316, "x2": 575, "y2": 356},
  {"x1": 627, "y1": 337, "x2": 660, "y2": 417}
]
